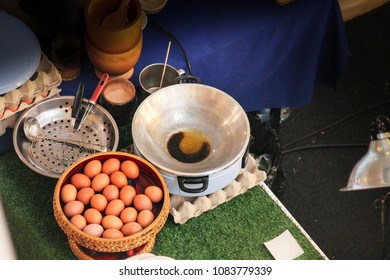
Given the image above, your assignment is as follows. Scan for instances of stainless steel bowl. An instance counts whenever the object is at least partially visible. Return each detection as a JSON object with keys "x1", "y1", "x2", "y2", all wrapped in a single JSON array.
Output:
[{"x1": 13, "y1": 96, "x2": 119, "y2": 178}]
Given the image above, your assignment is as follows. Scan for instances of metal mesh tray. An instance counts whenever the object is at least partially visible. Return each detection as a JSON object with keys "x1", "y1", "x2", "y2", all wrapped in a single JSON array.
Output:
[{"x1": 12, "y1": 96, "x2": 119, "y2": 178}]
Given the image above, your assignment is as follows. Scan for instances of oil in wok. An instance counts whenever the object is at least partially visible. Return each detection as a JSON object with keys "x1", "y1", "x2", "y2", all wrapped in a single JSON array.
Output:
[{"x1": 167, "y1": 129, "x2": 211, "y2": 163}]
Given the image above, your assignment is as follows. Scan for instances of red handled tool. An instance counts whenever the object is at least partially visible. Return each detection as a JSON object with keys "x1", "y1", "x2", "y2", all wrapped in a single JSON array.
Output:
[{"x1": 74, "y1": 73, "x2": 109, "y2": 131}]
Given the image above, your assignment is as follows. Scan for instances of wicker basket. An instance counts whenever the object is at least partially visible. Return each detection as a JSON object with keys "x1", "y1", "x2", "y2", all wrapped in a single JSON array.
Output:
[
  {"x1": 53, "y1": 152, "x2": 170, "y2": 254},
  {"x1": 68, "y1": 236, "x2": 155, "y2": 260}
]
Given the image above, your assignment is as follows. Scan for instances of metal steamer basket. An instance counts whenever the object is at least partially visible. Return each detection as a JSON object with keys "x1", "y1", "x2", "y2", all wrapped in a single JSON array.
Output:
[{"x1": 13, "y1": 96, "x2": 119, "y2": 178}]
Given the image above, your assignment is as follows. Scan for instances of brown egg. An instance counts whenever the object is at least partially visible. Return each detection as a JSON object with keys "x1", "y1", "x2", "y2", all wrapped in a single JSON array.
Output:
[
  {"x1": 120, "y1": 160, "x2": 139, "y2": 179},
  {"x1": 102, "y1": 228, "x2": 124, "y2": 239},
  {"x1": 90, "y1": 194, "x2": 108, "y2": 212},
  {"x1": 60, "y1": 183, "x2": 77, "y2": 203},
  {"x1": 120, "y1": 207, "x2": 138, "y2": 224},
  {"x1": 70, "y1": 173, "x2": 91, "y2": 189},
  {"x1": 133, "y1": 194, "x2": 153, "y2": 211},
  {"x1": 101, "y1": 215, "x2": 123, "y2": 230},
  {"x1": 105, "y1": 199, "x2": 125, "y2": 216},
  {"x1": 102, "y1": 158, "x2": 121, "y2": 175},
  {"x1": 91, "y1": 173, "x2": 110, "y2": 192},
  {"x1": 76, "y1": 187, "x2": 95, "y2": 205},
  {"x1": 119, "y1": 185, "x2": 136, "y2": 206},
  {"x1": 84, "y1": 208, "x2": 103, "y2": 224},
  {"x1": 137, "y1": 209, "x2": 155, "y2": 228},
  {"x1": 144, "y1": 186, "x2": 163, "y2": 203},
  {"x1": 103, "y1": 184, "x2": 119, "y2": 201},
  {"x1": 63, "y1": 200, "x2": 84, "y2": 218},
  {"x1": 121, "y1": 222, "x2": 143, "y2": 236},
  {"x1": 83, "y1": 223, "x2": 104, "y2": 237},
  {"x1": 83, "y1": 159, "x2": 102, "y2": 178},
  {"x1": 70, "y1": 214, "x2": 87, "y2": 230},
  {"x1": 110, "y1": 171, "x2": 128, "y2": 188}
]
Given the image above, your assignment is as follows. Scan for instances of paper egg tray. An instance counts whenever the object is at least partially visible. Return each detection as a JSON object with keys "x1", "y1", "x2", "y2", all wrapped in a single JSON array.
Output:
[
  {"x1": 169, "y1": 155, "x2": 267, "y2": 224},
  {"x1": 0, "y1": 53, "x2": 62, "y2": 136}
]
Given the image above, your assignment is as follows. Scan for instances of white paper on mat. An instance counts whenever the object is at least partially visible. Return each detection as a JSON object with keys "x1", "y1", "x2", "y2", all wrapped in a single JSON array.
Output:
[{"x1": 263, "y1": 229, "x2": 304, "y2": 260}]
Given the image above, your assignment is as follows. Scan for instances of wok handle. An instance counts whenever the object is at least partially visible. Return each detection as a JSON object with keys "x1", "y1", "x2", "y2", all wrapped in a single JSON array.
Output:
[
  {"x1": 174, "y1": 75, "x2": 202, "y2": 84},
  {"x1": 177, "y1": 176, "x2": 209, "y2": 194}
]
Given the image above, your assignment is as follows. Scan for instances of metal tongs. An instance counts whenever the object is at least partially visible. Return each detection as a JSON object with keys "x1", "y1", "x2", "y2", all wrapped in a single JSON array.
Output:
[
  {"x1": 74, "y1": 73, "x2": 110, "y2": 131},
  {"x1": 72, "y1": 82, "x2": 85, "y2": 131},
  {"x1": 72, "y1": 82, "x2": 85, "y2": 121}
]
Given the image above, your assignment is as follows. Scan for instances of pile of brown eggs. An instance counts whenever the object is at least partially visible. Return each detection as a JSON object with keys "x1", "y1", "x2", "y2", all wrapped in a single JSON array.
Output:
[{"x1": 60, "y1": 157, "x2": 163, "y2": 239}]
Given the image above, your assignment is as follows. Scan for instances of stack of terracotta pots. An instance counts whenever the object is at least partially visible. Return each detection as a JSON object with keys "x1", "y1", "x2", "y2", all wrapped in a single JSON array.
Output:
[{"x1": 84, "y1": 0, "x2": 143, "y2": 79}]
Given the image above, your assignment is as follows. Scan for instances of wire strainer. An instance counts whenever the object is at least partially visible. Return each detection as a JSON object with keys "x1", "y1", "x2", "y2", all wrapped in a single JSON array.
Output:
[{"x1": 13, "y1": 96, "x2": 119, "y2": 178}]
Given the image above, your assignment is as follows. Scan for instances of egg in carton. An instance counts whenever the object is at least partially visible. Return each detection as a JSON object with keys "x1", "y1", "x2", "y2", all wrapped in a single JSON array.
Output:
[
  {"x1": 0, "y1": 53, "x2": 62, "y2": 136},
  {"x1": 169, "y1": 155, "x2": 267, "y2": 224}
]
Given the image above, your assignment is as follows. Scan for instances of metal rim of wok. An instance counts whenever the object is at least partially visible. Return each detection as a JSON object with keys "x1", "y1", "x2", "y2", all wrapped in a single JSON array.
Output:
[{"x1": 131, "y1": 83, "x2": 250, "y2": 177}]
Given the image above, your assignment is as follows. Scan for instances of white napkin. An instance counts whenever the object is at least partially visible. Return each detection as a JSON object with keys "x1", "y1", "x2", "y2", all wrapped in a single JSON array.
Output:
[{"x1": 264, "y1": 229, "x2": 304, "y2": 260}]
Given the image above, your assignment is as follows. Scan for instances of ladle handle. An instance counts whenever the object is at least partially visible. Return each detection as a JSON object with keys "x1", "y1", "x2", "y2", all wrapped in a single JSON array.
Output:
[{"x1": 177, "y1": 176, "x2": 209, "y2": 194}]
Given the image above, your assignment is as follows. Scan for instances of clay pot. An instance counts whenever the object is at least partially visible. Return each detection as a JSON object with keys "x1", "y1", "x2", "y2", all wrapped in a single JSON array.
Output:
[
  {"x1": 85, "y1": 32, "x2": 143, "y2": 77},
  {"x1": 85, "y1": 0, "x2": 142, "y2": 53}
]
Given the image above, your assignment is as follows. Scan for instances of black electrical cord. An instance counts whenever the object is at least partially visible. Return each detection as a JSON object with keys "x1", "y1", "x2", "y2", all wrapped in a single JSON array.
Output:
[
  {"x1": 281, "y1": 99, "x2": 390, "y2": 151},
  {"x1": 281, "y1": 143, "x2": 368, "y2": 155},
  {"x1": 148, "y1": 20, "x2": 193, "y2": 76}
]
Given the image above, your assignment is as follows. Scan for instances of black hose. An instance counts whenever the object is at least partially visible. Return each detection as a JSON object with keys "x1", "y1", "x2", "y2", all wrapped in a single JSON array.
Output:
[
  {"x1": 149, "y1": 20, "x2": 193, "y2": 75},
  {"x1": 281, "y1": 99, "x2": 390, "y2": 150},
  {"x1": 281, "y1": 143, "x2": 368, "y2": 155}
]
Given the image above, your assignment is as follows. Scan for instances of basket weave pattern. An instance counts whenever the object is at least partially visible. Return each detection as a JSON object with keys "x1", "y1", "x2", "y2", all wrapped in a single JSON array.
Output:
[
  {"x1": 53, "y1": 152, "x2": 170, "y2": 254},
  {"x1": 68, "y1": 237, "x2": 156, "y2": 260}
]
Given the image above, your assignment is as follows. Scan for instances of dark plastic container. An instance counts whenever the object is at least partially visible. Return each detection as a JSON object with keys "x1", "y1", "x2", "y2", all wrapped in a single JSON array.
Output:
[{"x1": 247, "y1": 113, "x2": 285, "y2": 197}]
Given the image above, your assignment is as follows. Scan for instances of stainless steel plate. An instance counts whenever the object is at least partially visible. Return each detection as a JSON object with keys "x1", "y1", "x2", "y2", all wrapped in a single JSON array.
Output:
[{"x1": 13, "y1": 96, "x2": 119, "y2": 178}]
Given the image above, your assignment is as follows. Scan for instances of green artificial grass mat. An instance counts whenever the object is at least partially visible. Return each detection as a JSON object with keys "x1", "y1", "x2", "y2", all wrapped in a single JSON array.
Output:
[
  {"x1": 153, "y1": 186, "x2": 324, "y2": 260},
  {"x1": 0, "y1": 126, "x2": 324, "y2": 260}
]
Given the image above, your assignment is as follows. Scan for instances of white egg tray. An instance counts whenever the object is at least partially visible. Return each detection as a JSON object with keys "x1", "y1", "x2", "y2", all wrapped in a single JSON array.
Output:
[
  {"x1": 0, "y1": 53, "x2": 62, "y2": 136},
  {"x1": 169, "y1": 155, "x2": 267, "y2": 224}
]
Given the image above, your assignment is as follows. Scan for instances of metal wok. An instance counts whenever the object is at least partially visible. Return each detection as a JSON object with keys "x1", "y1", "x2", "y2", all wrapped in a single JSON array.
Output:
[{"x1": 131, "y1": 83, "x2": 250, "y2": 196}]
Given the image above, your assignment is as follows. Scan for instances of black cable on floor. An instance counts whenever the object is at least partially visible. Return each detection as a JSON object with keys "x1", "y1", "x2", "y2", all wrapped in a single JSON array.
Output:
[
  {"x1": 281, "y1": 143, "x2": 368, "y2": 155},
  {"x1": 148, "y1": 20, "x2": 193, "y2": 76},
  {"x1": 281, "y1": 99, "x2": 390, "y2": 150}
]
